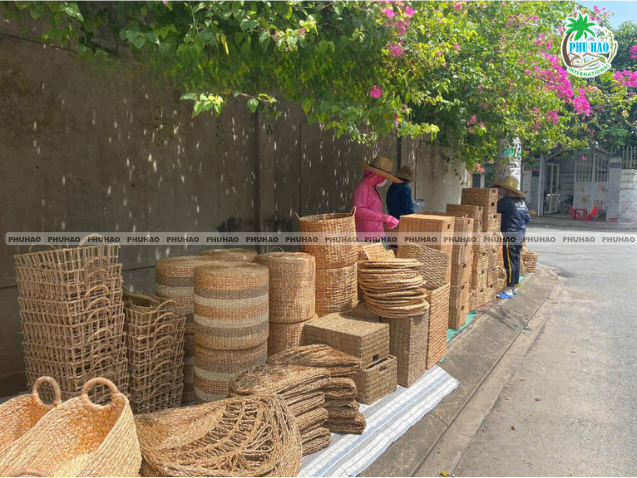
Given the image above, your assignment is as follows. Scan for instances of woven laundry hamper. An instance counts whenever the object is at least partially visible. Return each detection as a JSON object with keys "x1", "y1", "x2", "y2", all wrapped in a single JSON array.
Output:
[
  {"x1": 353, "y1": 355, "x2": 397, "y2": 404},
  {"x1": 199, "y1": 248, "x2": 257, "y2": 262},
  {"x1": 194, "y1": 342, "x2": 267, "y2": 403},
  {"x1": 397, "y1": 242, "x2": 451, "y2": 289},
  {"x1": 268, "y1": 320, "x2": 311, "y2": 356},
  {"x1": 193, "y1": 263, "x2": 269, "y2": 351},
  {"x1": 315, "y1": 262, "x2": 358, "y2": 316},
  {"x1": 255, "y1": 251, "x2": 316, "y2": 323},
  {"x1": 296, "y1": 210, "x2": 357, "y2": 269},
  {"x1": 423, "y1": 283, "x2": 450, "y2": 369},
  {"x1": 381, "y1": 310, "x2": 429, "y2": 387}
]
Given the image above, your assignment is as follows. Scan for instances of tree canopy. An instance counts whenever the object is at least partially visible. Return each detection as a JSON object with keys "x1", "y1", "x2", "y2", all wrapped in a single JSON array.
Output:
[{"x1": 2, "y1": 1, "x2": 637, "y2": 167}]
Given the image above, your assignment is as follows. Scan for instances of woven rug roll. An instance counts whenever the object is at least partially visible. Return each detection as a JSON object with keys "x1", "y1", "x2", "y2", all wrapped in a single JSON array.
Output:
[
  {"x1": 199, "y1": 248, "x2": 257, "y2": 262},
  {"x1": 268, "y1": 321, "x2": 309, "y2": 356},
  {"x1": 255, "y1": 252, "x2": 316, "y2": 323},
  {"x1": 194, "y1": 342, "x2": 267, "y2": 404},
  {"x1": 315, "y1": 263, "x2": 358, "y2": 316},
  {"x1": 194, "y1": 263, "x2": 269, "y2": 351}
]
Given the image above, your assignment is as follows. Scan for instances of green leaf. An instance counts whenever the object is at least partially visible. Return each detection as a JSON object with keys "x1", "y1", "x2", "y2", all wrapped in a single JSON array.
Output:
[
  {"x1": 247, "y1": 98, "x2": 259, "y2": 113},
  {"x1": 193, "y1": 101, "x2": 204, "y2": 117},
  {"x1": 181, "y1": 93, "x2": 198, "y2": 101}
]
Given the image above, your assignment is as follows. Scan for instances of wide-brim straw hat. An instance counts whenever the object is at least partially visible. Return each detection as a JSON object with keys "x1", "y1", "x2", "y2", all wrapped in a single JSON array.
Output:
[
  {"x1": 395, "y1": 166, "x2": 416, "y2": 182},
  {"x1": 492, "y1": 176, "x2": 526, "y2": 199},
  {"x1": 358, "y1": 156, "x2": 402, "y2": 183}
]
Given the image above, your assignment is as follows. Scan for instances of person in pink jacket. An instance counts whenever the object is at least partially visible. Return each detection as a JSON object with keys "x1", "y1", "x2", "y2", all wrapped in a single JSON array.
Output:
[{"x1": 354, "y1": 156, "x2": 402, "y2": 242}]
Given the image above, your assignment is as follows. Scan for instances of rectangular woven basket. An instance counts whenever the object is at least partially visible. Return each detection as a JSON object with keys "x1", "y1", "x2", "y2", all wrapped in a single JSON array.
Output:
[
  {"x1": 450, "y1": 261, "x2": 470, "y2": 287},
  {"x1": 423, "y1": 283, "x2": 450, "y2": 369},
  {"x1": 449, "y1": 304, "x2": 468, "y2": 330},
  {"x1": 398, "y1": 214, "x2": 455, "y2": 257},
  {"x1": 302, "y1": 313, "x2": 390, "y2": 368},
  {"x1": 353, "y1": 355, "x2": 398, "y2": 404},
  {"x1": 449, "y1": 284, "x2": 469, "y2": 309},
  {"x1": 380, "y1": 311, "x2": 429, "y2": 387}
]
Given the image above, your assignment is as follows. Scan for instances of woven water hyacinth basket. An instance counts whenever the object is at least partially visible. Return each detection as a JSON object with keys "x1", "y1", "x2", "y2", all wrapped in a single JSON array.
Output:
[
  {"x1": 268, "y1": 344, "x2": 362, "y2": 378},
  {"x1": 360, "y1": 242, "x2": 395, "y2": 261},
  {"x1": 446, "y1": 204, "x2": 484, "y2": 234},
  {"x1": 287, "y1": 391, "x2": 326, "y2": 416},
  {"x1": 199, "y1": 247, "x2": 257, "y2": 262},
  {"x1": 322, "y1": 377, "x2": 358, "y2": 400},
  {"x1": 296, "y1": 407, "x2": 330, "y2": 432},
  {"x1": 522, "y1": 251, "x2": 538, "y2": 273},
  {"x1": 397, "y1": 243, "x2": 450, "y2": 289},
  {"x1": 354, "y1": 355, "x2": 397, "y2": 404},
  {"x1": 0, "y1": 377, "x2": 61, "y2": 457},
  {"x1": 381, "y1": 311, "x2": 429, "y2": 387},
  {"x1": 449, "y1": 304, "x2": 469, "y2": 330},
  {"x1": 255, "y1": 251, "x2": 316, "y2": 323},
  {"x1": 315, "y1": 262, "x2": 358, "y2": 316},
  {"x1": 230, "y1": 364, "x2": 331, "y2": 400},
  {"x1": 302, "y1": 426, "x2": 332, "y2": 456},
  {"x1": 194, "y1": 342, "x2": 267, "y2": 403},
  {"x1": 194, "y1": 263, "x2": 269, "y2": 350},
  {"x1": 0, "y1": 378, "x2": 141, "y2": 477},
  {"x1": 136, "y1": 395, "x2": 302, "y2": 477},
  {"x1": 398, "y1": 214, "x2": 455, "y2": 256},
  {"x1": 423, "y1": 283, "x2": 450, "y2": 369},
  {"x1": 324, "y1": 412, "x2": 366, "y2": 435},
  {"x1": 267, "y1": 320, "x2": 308, "y2": 356},
  {"x1": 297, "y1": 210, "x2": 358, "y2": 269}
]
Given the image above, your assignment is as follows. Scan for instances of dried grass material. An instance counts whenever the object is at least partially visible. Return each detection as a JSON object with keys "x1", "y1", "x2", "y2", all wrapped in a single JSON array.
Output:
[
  {"x1": 230, "y1": 365, "x2": 331, "y2": 401},
  {"x1": 286, "y1": 392, "x2": 326, "y2": 416},
  {"x1": 136, "y1": 395, "x2": 302, "y2": 477},
  {"x1": 194, "y1": 263, "x2": 269, "y2": 351},
  {"x1": 17, "y1": 275, "x2": 124, "y2": 302},
  {"x1": 301, "y1": 314, "x2": 390, "y2": 368},
  {"x1": 297, "y1": 211, "x2": 357, "y2": 269},
  {"x1": 354, "y1": 356, "x2": 397, "y2": 404},
  {"x1": 194, "y1": 343, "x2": 268, "y2": 404},
  {"x1": 199, "y1": 248, "x2": 257, "y2": 262},
  {"x1": 522, "y1": 251, "x2": 538, "y2": 273},
  {"x1": 446, "y1": 204, "x2": 484, "y2": 234},
  {"x1": 0, "y1": 377, "x2": 61, "y2": 457},
  {"x1": 398, "y1": 214, "x2": 455, "y2": 257},
  {"x1": 0, "y1": 378, "x2": 141, "y2": 477},
  {"x1": 324, "y1": 399, "x2": 359, "y2": 412},
  {"x1": 315, "y1": 263, "x2": 358, "y2": 316},
  {"x1": 267, "y1": 344, "x2": 362, "y2": 378},
  {"x1": 267, "y1": 321, "x2": 308, "y2": 356},
  {"x1": 301, "y1": 427, "x2": 332, "y2": 456},
  {"x1": 381, "y1": 313, "x2": 428, "y2": 387},
  {"x1": 295, "y1": 407, "x2": 330, "y2": 432},
  {"x1": 324, "y1": 412, "x2": 366, "y2": 434},
  {"x1": 423, "y1": 284, "x2": 450, "y2": 369},
  {"x1": 360, "y1": 243, "x2": 396, "y2": 261},
  {"x1": 255, "y1": 252, "x2": 316, "y2": 323},
  {"x1": 322, "y1": 377, "x2": 357, "y2": 400},
  {"x1": 397, "y1": 243, "x2": 450, "y2": 289}
]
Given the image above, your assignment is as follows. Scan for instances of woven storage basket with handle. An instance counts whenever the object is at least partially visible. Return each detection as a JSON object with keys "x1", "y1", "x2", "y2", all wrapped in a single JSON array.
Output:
[
  {"x1": 315, "y1": 262, "x2": 358, "y2": 316},
  {"x1": 135, "y1": 395, "x2": 302, "y2": 477},
  {"x1": 255, "y1": 251, "x2": 316, "y2": 323},
  {"x1": 423, "y1": 283, "x2": 450, "y2": 369},
  {"x1": 0, "y1": 377, "x2": 61, "y2": 457},
  {"x1": 0, "y1": 378, "x2": 141, "y2": 477},
  {"x1": 297, "y1": 210, "x2": 357, "y2": 269},
  {"x1": 397, "y1": 242, "x2": 451, "y2": 289},
  {"x1": 198, "y1": 248, "x2": 257, "y2": 262},
  {"x1": 353, "y1": 355, "x2": 397, "y2": 404}
]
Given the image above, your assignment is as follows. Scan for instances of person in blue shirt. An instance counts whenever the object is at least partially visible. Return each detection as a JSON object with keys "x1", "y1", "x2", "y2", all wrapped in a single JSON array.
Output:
[
  {"x1": 493, "y1": 176, "x2": 531, "y2": 299},
  {"x1": 386, "y1": 166, "x2": 416, "y2": 220}
]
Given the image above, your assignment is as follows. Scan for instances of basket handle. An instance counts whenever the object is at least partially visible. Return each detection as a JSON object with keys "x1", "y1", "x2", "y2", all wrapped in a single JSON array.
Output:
[
  {"x1": 81, "y1": 377, "x2": 121, "y2": 409},
  {"x1": 350, "y1": 207, "x2": 356, "y2": 216},
  {"x1": 150, "y1": 360, "x2": 176, "y2": 375},
  {"x1": 269, "y1": 246, "x2": 285, "y2": 253},
  {"x1": 7, "y1": 469, "x2": 51, "y2": 477},
  {"x1": 294, "y1": 212, "x2": 301, "y2": 220},
  {"x1": 144, "y1": 335, "x2": 177, "y2": 352},
  {"x1": 31, "y1": 376, "x2": 62, "y2": 409},
  {"x1": 150, "y1": 321, "x2": 177, "y2": 338},
  {"x1": 84, "y1": 267, "x2": 109, "y2": 283},
  {"x1": 79, "y1": 234, "x2": 106, "y2": 247},
  {"x1": 86, "y1": 328, "x2": 113, "y2": 343},
  {"x1": 28, "y1": 243, "x2": 56, "y2": 253},
  {"x1": 86, "y1": 296, "x2": 112, "y2": 311},
  {"x1": 157, "y1": 298, "x2": 177, "y2": 311},
  {"x1": 83, "y1": 284, "x2": 110, "y2": 299}
]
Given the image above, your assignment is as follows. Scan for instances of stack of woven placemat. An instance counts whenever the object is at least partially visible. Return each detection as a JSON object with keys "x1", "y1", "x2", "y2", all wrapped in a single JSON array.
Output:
[
  {"x1": 358, "y1": 259, "x2": 428, "y2": 319},
  {"x1": 229, "y1": 364, "x2": 331, "y2": 456},
  {"x1": 268, "y1": 344, "x2": 366, "y2": 435}
]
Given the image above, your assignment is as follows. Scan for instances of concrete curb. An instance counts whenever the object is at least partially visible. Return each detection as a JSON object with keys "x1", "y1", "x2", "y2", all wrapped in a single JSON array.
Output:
[{"x1": 361, "y1": 265, "x2": 557, "y2": 477}]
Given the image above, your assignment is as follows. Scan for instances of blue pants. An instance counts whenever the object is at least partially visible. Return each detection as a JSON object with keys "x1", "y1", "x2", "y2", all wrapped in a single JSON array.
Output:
[{"x1": 502, "y1": 243, "x2": 522, "y2": 287}]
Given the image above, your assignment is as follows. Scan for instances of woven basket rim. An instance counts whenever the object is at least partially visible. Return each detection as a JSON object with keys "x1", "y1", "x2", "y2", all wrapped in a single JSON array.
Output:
[{"x1": 297, "y1": 212, "x2": 354, "y2": 223}]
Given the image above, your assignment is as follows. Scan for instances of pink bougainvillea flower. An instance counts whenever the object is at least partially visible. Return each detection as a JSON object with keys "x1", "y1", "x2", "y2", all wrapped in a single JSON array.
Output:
[
  {"x1": 396, "y1": 20, "x2": 409, "y2": 36},
  {"x1": 613, "y1": 71, "x2": 623, "y2": 81},
  {"x1": 454, "y1": 43, "x2": 460, "y2": 50},
  {"x1": 582, "y1": 156, "x2": 588, "y2": 161},
  {"x1": 436, "y1": 51, "x2": 442, "y2": 56},
  {"x1": 467, "y1": 115, "x2": 477, "y2": 126},
  {"x1": 546, "y1": 110, "x2": 559, "y2": 125},
  {"x1": 388, "y1": 43, "x2": 405, "y2": 57},
  {"x1": 405, "y1": 6, "x2": 415, "y2": 16},
  {"x1": 479, "y1": 121, "x2": 485, "y2": 127},
  {"x1": 382, "y1": 8, "x2": 396, "y2": 17},
  {"x1": 546, "y1": 41, "x2": 552, "y2": 49},
  {"x1": 453, "y1": 2, "x2": 462, "y2": 10},
  {"x1": 370, "y1": 86, "x2": 383, "y2": 99},
  {"x1": 298, "y1": 28, "x2": 306, "y2": 35},
  {"x1": 394, "y1": 113, "x2": 400, "y2": 127}
]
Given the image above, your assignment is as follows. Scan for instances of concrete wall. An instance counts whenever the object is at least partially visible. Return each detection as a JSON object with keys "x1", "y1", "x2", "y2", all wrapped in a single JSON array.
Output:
[
  {"x1": 0, "y1": 26, "x2": 464, "y2": 394},
  {"x1": 619, "y1": 170, "x2": 637, "y2": 223}
]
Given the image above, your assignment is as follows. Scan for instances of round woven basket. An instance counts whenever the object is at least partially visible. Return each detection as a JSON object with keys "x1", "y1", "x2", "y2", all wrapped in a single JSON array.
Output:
[
  {"x1": 297, "y1": 211, "x2": 357, "y2": 269},
  {"x1": 194, "y1": 342, "x2": 267, "y2": 403},
  {"x1": 194, "y1": 263, "x2": 269, "y2": 351},
  {"x1": 268, "y1": 320, "x2": 313, "y2": 356},
  {"x1": 199, "y1": 248, "x2": 257, "y2": 262},
  {"x1": 315, "y1": 263, "x2": 358, "y2": 316},
  {"x1": 255, "y1": 252, "x2": 316, "y2": 323}
]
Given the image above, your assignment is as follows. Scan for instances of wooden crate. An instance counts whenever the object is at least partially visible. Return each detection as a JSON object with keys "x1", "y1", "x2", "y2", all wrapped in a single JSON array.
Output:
[
  {"x1": 399, "y1": 214, "x2": 455, "y2": 257},
  {"x1": 449, "y1": 304, "x2": 469, "y2": 330},
  {"x1": 450, "y1": 261, "x2": 470, "y2": 287},
  {"x1": 302, "y1": 313, "x2": 389, "y2": 368},
  {"x1": 449, "y1": 283, "x2": 470, "y2": 309},
  {"x1": 353, "y1": 355, "x2": 397, "y2": 404},
  {"x1": 423, "y1": 283, "x2": 450, "y2": 369},
  {"x1": 380, "y1": 312, "x2": 429, "y2": 387}
]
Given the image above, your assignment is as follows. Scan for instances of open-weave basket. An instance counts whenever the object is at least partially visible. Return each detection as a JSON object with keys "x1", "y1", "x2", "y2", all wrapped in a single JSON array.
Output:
[
  {"x1": 255, "y1": 251, "x2": 316, "y2": 323},
  {"x1": 135, "y1": 395, "x2": 302, "y2": 477},
  {"x1": 199, "y1": 248, "x2": 257, "y2": 262},
  {"x1": 0, "y1": 377, "x2": 61, "y2": 457},
  {"x1": 315, "y1": 262, "x2": 358, "y2": 316},
  {"x1": 0, "y1": 378, "x2": 141, "y2": 477},
  {"x1": 268, "y1": 344, "x2": 362, "y2": 378},
  {"x1": 397, "y1": 243, "x2": 450, "y2": 289},
  {"x1": 297, "y1": 210, "x2": 357, "y2": 269},
  {"x1": 194, "y1": 263, "x2": 269, "y2": 351}
]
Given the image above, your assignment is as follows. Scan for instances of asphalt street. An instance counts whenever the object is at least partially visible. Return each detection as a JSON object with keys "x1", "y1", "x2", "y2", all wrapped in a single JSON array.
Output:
[{"x1": 454, "y1": 223, "x2": 637, "y2": 476}]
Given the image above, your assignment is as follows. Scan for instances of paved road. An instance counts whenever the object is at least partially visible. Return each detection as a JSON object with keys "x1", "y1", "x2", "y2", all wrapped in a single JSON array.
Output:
[{"x1": 454, "y1": 224, "x2": 637, "y2": 476}]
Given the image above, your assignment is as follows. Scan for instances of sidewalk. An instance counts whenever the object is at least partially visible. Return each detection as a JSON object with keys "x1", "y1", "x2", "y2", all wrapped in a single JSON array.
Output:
[{"x1": 361, "y1": 265, "x2": 557, "y2": 477}]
